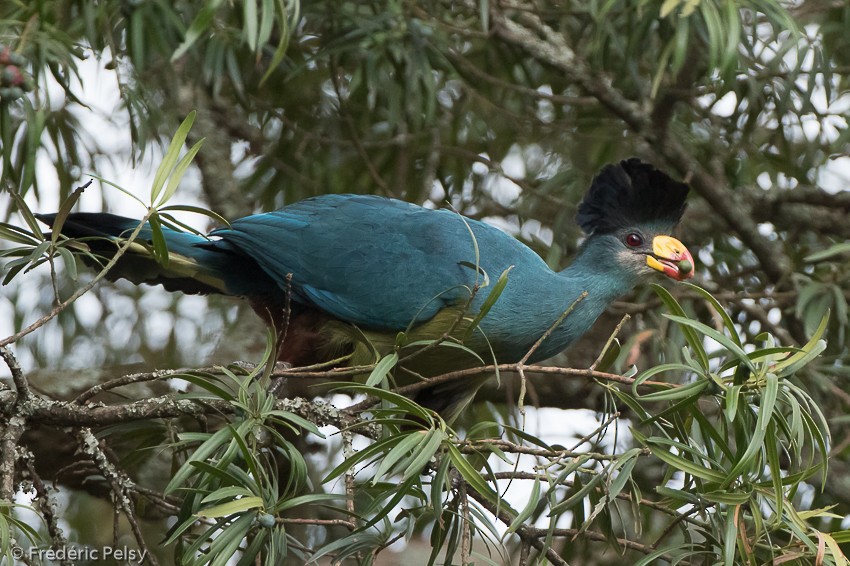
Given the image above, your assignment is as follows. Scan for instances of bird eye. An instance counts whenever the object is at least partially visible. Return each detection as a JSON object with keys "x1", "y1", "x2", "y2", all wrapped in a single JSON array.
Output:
[{"x1": 625, "y1": 233, "x2": 643, "y2": 247}]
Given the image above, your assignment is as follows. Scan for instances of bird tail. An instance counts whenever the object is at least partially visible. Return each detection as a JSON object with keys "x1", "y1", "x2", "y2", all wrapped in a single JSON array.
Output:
[{"x1": 36, "y1": 212, "x2": 241, "y2": 296}]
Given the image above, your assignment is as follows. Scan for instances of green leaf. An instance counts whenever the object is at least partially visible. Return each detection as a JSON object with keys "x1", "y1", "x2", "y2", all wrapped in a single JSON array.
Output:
[
  {"x1": 8, "y1": 191, "x2": 43, "y2": 240},
  {"x1": 549, "y1": 467, "x2": 607, "y2": 515},
  {"x1": 638, "y1": 383, "x2": 710, "y2": 430},
  {"x1": 718, "y1": 347, "x2": 803, "y2": 375},
  {"x1": 655, "y1": 486, "x2": 699, "y2": 504},
  {"x1": 821, "y1": 532, "x2": 850, "y2": 566},
  {"x1": 365, "y1": 352, "x2": 398, "y2": 387},
  {"x1": 147, "y1": 212, "x2": 170, "y2": 266},
  {"x1": 724, "y1": 373, "x2": 779, "y2": 484},
  {"x1": 56, "y1": 247, "x2": 78, "y2": 281},
  {"x1": 463, "y1": 266, "x2": 512, "y2": 340},
  {"x1": 829, "y1": 530, "x2": 850, "y2": 544},
  {"x1": 772, "y1": 310, "x2": 829, "y2": 377},
  {"x1": 87, "y1": 174, "x2": 147, "y2": 207},
  {"x1": 723, "y1": 505, "x2": 738, "y2": 566},
  {"x1": 372, "y1": 430, "x2": 430, "y2": 483},
  {"x1": 682, "y1": 282, "x2": 742, "y2": 347},
  {"x1": 506, "y1": 475, "x2": 540, "y2": 535},
  {"x1": 765, "y1": 420, "x2": 784, "y2": 520},
  {"x1": 273, "y1": 493, "x2": 342, "y2": 513},
  {"x1": 340, "y1": 384, "x2": 434, "y2": 424},
  {"x1": 603, "y1": 448, "x2": 641, "y2": 501},
  {"x1": 636, "y1": 376, "x2": 708, "y2": 402},
  {"x1": 165, "y1": 427, "x2": 232, "y2": 494},
  {"x1": 660, "y1": 0, "x2": 681, "y2": 18},
  {"x1": 634, "y1": 430, "x2": 726, "y2": 483},
  {"x1": 701, "y1": 490, "x2": 751, "y2": 505},
  {"x1": 160, "y1": 204, "x2": 231, "y2": 228},
  {"x1": 202, "y1": 511, "x2": 255, "y2": 563},
  {"x1": 594, "y1": 338, "x2": 620, "y2": 373},
  {"x1": 805, "y1": 242, "x2": 850, "y2": 262},
  {"x1": 401, "y1": 339, "x2": 485, "y2": 364},
  {"x1": 400, "y1": 428, "x2": 445, "y2": 481},
  {"x1": 257, "y1": 0, "x2": 275, "y2": 47},
  {"x1": 322, "y1": 434, "x2": 406, "y2": 484},
  {"x1": 172, "y1": 371, "x2": 237, "y2": 401},
  {"x1": 196, "y1": 496, "x2": 264, "y2": 518},
  {"x1": 151, "y1": 111, "x2": 196, "y2": 204},
  {"x1": 259, "y1": 0, "x2": 298, "y2": 85},
  {"x1": 665, "y1": 314, "x2": 756, "y2": 373},
  {"x1": 724, "y1": 384, "x2": 742, "y2": 423},
  {"x1": 650, "y1": 284, "x2": 710, "y2": 371},
  {"x1": 243, "y1": 0, "x2": 259, "y2": 52},
  {"x1": 0, "y1": 222, "x2": 40, "y2": 246},
  {"x1": 157, "y1": 138, "x2": 204, "y2": 206},
  {"x1": 200, "y1": 486, "x2": 256, "y2": 504},
  {"x1": 49, "y1": 185, "x2": 87, "y2": 245},
  {"x1": 172, "y1": 1, "x2": 225, "y2": 61},
  {"x1": 501, "y1": 425, "x2": 553, "y2": 450},
  {"x1": 446, "y1": 443, "x2": 501, "y2": 508},
  {"x1": 267, "y1": 410, "x2": 324, "y2": 437},
  {"x1": 225, "y1": 423, "x2": 263, "y2": 487},
  {"x1": 479, "y1": 0, "x2": 490, "y2": 31}
]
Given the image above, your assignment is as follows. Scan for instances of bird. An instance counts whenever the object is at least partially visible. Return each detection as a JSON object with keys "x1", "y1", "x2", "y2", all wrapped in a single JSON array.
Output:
[{"x1": 36, "y1": 158, "x2": 693, "y2": 418}]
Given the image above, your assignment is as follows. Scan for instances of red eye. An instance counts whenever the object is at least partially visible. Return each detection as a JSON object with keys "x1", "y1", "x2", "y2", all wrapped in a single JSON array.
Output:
[{"x1": 625, "y1": 233, "x2": 643, "y2": 247}]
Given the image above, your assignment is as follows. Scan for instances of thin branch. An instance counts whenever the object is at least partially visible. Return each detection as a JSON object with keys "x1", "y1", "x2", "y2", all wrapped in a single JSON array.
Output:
[
  {"x1": 1, "y1": 346, "x2": 30, "y2": 401},
  {"x1": 74, "y1": 367, "x2": 178, "y2": 404},
  {"x1": 0, "y1": 347, "x2": 28, "y2": 500},
  {"x1": 75, "y1": 428, "x2": 160, "y2": 566},
  {"x1": 22, "y1": 457, "x2": 70, "y2": 565},
  {"x1": 464, "y1": 486, "x2": 571, "y2": 566},
  {"x1": 520, "y1": 292, "x2": 587, "y2": 366},
  {"x1": 590, "y1": 315, "x2": 630, "y2": 371},
  {"x1": 462, "y1": 438, "x2": 644, "y2": 462},
  {"x1": 345, "y1": 362, "x2": 674, "y2": 414},
  {"x1": 0, "y1": 422, "x2": 24, "y2": 499}
]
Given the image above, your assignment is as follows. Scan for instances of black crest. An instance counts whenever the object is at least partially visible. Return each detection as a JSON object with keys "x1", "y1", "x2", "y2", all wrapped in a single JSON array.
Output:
[{"x1": 576, "y1": 158, "x2": 689, "y2": 235}]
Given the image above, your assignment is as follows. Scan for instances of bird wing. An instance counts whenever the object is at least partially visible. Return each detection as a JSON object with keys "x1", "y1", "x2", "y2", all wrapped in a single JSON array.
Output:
[{"x1": 211, "y1": 195, "x2": 509, "y2": 330}]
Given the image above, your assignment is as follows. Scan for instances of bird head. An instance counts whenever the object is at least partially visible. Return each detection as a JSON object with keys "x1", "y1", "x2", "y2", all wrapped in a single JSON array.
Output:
[{"x1": 576, "y1": 158, "x2": 694, "y2": 282}]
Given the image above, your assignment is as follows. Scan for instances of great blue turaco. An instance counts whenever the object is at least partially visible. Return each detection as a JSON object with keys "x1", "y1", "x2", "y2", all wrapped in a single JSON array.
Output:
[{"x1": 35, "y1": 158, "x2": 693, "y2": 418}]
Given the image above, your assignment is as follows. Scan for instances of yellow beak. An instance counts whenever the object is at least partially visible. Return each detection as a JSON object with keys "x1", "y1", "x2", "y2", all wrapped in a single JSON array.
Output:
[{"x1": 646, "y1": 235, "x2": 694, "y2": 281}]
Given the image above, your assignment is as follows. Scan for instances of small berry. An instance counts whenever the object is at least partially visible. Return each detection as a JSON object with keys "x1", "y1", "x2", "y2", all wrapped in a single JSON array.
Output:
[
  {"x1": 1, "y1": 66, "x2": 23, "y2": 87},
  {"x1": 257, "y1": 513, "x2": 276, "y2": 528}
]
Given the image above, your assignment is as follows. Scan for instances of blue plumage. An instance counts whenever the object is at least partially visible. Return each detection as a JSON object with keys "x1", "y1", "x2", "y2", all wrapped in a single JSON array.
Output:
[
  {"x1": 36, "y1": 159, "x2": 693, "y2": 413},
  {"x1": 213, "y1": 195, "x2": 544, "y2": 329}
]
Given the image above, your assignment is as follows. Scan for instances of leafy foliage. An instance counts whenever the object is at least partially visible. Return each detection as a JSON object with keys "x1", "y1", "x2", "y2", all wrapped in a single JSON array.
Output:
[{"x1": 3, "y1": 0, "x2": 850, "y2": 563}]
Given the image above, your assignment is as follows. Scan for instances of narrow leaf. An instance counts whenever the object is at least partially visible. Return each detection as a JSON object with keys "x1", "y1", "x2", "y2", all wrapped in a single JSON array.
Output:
[
  {"x1": 682, "y1": 282, "x2": 742, "y2": 347},
  {"x1": 365, "y1": 352, "x2": 398, "y2": 387},
  {"x1": 50, "y1": 185, "x2": 87, "y2": 245},
  {"x1": 463, "y1": 266, "x2": 512, "y2": 340},
  {"x1": 196, "y1": 496, "x2": 264, "y2": 518},
  {"x1": 651, "y1": 284, "x2": 710, "y2": 370},
  {"x1": 151, "y1": 111, "x2": 196, "y2": 204},
  {"x1": 157, "y1": 138, "x2": 204, "y2": 206},
  {"x1": 447, "y1": 443, "x2": 501, "y2": 508}
]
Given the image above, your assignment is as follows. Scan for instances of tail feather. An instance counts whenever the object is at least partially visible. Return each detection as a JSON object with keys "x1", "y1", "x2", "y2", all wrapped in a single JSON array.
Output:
[{"x1": 37, "y1": 212, "x2": 275, "y2": 298}]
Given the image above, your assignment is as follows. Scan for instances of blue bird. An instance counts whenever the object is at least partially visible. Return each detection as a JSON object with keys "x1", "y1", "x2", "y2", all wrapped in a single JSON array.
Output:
[{"x1": 36, "y1": 158, "x2": 693, "y2": 416}]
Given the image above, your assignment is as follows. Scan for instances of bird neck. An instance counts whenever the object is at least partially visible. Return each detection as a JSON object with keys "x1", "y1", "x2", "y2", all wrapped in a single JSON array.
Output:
[
  {"x1": 521, "y1": 238, "x2": 639, "y2": 362},
  {"x1": 558, "y1": 237, "x2": 640, "y2": 299}
]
